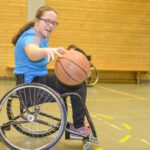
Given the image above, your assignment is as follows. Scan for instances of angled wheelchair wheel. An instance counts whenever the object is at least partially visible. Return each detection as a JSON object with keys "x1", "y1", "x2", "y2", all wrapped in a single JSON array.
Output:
[
  {"x1": 86, "y1": 63, "x2": 99, "y2": 87},
  {"x1": 0, "y1": 83, "x2": 67, "y2": 150}
]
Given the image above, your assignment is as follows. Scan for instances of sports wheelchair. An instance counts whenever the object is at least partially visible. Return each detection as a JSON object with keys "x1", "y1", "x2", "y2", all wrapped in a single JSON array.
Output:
[
  {"x1": 0, "y1": 75, "x2": 99, "y2": 150},
  {"x1": 85, "y1": 56, "x2": 99, "y2": 87}
]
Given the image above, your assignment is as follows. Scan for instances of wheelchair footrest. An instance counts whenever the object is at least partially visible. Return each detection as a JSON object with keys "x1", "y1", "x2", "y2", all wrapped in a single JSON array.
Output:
[
  {"x1": 65, "y1": 124, "x2": 84, "y2": 140},
  {"x1": 65, "y1": 130, "x2": 84, "y2": 140},
  {"x1": 65, "y1": 123, "x2": 92, "y2": 141}
]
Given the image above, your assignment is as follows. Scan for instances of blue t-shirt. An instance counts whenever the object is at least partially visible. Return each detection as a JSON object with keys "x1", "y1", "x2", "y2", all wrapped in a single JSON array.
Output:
[{"x1": 14, "y1": 27, "x2": 49, "y2": 83}]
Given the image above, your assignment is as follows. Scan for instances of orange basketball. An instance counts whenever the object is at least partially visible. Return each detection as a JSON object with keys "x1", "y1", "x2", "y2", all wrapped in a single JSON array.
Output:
[{"x1": 55, "y1": 50, "x2": 90, "y2": 86}]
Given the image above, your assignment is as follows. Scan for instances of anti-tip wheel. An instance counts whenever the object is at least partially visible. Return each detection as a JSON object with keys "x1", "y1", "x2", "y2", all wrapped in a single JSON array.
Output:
[{"x1": 82, "y1": 141, "x2": 91, "y2": 150}]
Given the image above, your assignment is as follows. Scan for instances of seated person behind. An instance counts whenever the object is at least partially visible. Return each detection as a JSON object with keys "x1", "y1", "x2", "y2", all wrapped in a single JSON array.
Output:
[{"x1": 67, "y1": 44, "x2": 91, "y2": 61}]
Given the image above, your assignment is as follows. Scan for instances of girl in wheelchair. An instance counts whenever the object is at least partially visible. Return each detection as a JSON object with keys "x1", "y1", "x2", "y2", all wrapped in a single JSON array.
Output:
[
  {"x1": 12, "y1": 5, "x2": 90, "y2": 137},
  {"x1": 0, "y1": 5, "x2": 98, "y2": 150}
]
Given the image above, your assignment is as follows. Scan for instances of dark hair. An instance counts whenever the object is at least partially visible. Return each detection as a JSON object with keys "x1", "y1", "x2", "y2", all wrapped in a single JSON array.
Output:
[
  {"x1": 67, "y1": 44, "x2": 77, "y2": 50},
  {"x1": 67, "y1": 44, "x2": 87, "y2": 56},
  {"x1": 12, "y1": 6, "x2": 58, "y2": 45}
]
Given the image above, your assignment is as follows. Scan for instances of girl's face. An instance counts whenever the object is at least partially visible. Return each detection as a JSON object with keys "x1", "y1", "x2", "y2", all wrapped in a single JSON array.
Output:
[{"x1": 36, "y1": 11, "x2": 58, "y2": 38}]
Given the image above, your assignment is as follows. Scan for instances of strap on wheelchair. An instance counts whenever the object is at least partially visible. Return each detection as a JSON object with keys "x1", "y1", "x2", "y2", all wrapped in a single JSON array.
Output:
[{"x1": 15, "y1": 74, "x2": 24, "y2": 85}]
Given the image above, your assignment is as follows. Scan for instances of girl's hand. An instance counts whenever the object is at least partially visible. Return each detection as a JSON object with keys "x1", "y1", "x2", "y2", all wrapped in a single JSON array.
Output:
[
  {"x1": 48, "y1": 47, "x2": 67, "y2": 60},
  {"x1": 55, "y1": 47, "x2": 66, "y2": 56},
  {"x1": 51, "y1": 47, "x2": 66, "y2": 57}
]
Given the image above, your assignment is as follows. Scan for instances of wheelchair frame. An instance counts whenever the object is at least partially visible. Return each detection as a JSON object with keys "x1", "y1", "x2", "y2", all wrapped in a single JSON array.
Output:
[
  {"x1": 86, "y1": 63, "x2": 99, "y2": 87},
  {"x1": 0, "y1": 75, "x2": 99, "y2": 150},
  {"x1": 85, "y1": 55, "x2": 99, "y2": 87}
]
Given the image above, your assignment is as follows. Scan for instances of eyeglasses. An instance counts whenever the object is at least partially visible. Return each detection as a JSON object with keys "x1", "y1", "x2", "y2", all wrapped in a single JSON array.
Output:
[{"x1": 38, "y1": 18, "x2": 59, "y2": 27}]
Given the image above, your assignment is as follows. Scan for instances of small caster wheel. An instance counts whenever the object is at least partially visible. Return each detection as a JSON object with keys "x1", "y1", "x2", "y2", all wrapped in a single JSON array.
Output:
[{"x1": 82, "y1": 141, "x2": 91, "y2": 150}]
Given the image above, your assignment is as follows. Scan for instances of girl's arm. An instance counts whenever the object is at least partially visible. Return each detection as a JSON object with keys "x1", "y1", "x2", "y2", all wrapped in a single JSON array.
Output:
[{"x1": 25, "y1": 43, "x2": 65, "y2": 61}]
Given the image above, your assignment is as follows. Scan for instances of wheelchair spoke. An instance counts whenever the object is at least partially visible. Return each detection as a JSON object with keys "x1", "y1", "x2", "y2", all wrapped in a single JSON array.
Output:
[{"x1": 36, "y1": 89, "x2": 50, "y2": 104}]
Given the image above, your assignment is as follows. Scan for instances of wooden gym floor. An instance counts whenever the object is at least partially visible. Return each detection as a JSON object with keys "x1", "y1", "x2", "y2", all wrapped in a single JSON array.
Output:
[{"x1": 0, "y1": 79, "x2": 150, "y2": 150}]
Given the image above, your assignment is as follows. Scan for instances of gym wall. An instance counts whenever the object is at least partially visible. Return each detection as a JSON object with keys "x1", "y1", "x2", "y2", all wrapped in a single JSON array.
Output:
[
  {"x1": 0, "y1": 0, "x2": 26, "y2": 78},
  {"x1": 45, "y1": 0, "x2": 150, "y2": 71}
]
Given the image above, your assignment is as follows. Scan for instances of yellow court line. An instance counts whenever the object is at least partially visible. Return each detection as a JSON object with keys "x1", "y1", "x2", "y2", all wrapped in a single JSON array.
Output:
[
  {"x1": 123, "y1": 123, "x2": 132, "y2": 130},
  {"x1": 91, "y1": 114, "x2": 97, "y2": 119},
  {"x1": 93, "y1": 114, "x2": 127, "y2": 132},
  {"x1": 93, "y1": 147, "x2": 104, "y2": 150},
  {"x1": 119, "y1": 135, "x2": 132, "y2": 143},
  {"x1": 99, "y1": 86, "x2": 144, "y2": 100},
  {"x1": 92, "y1": 113, "x2": 149, "y2": 146},
  {"x1": 110, "y1": 124, "x2": 122, "y2": 130},
  {"x1": 97, "y1": 114, "x2": 114, "y2": 120},
  {"x1": 140, "y1": 139, "x2": 150, "y2": 145}
]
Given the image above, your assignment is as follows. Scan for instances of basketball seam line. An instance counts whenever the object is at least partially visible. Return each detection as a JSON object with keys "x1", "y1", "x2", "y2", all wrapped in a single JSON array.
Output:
[
  {"x1": 56, "y1": 60, "x2": 80, "y2": 82},
  {"x1": 60, "y1": 57, "x2": 88, "y2": 76}
]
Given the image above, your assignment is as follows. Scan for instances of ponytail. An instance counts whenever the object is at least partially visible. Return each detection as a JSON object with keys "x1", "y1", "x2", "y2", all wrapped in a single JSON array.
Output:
[{"x1": 12, "y1": 21, "x2": 34, "y2": 45}]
